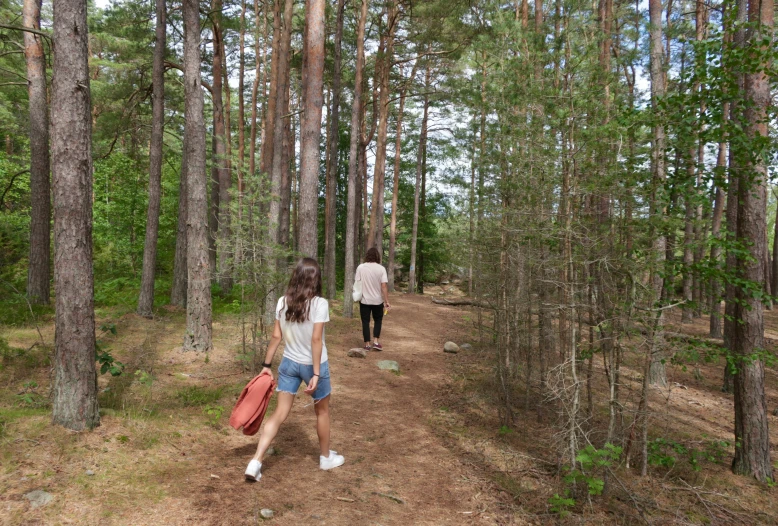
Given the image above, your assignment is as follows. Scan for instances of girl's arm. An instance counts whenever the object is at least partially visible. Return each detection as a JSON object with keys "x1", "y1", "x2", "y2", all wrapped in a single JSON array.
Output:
[
  {"x1": 304, "y1": 322, "x2": 325, "y2": 395},
  {"x1": 260, "y1": 320, "x2": 283, "y2": 379}
]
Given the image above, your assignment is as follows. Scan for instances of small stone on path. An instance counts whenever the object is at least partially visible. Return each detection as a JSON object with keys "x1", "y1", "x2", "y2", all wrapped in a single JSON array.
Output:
[
  {"x1": 24, "y1": 489, "x2": 53, "y2": 509},
  {"x1": 443, "y1": 341, "x2": 459, "y2": 353},
  {"x1": 377, "y1": 360, "x2": 400, "y2": 373},
  {"x1": 348, "y1": 348, "x2": 368, "y2": 358},
  {"x1": 260, "y1": 508, "x2": 274, "y2": 519},
  {"x1": 459, "y1": 343, "x2": 473, "y2": 351},
  {"x1": 85, "y1": 470, "x2": 95, "y2": 476}
]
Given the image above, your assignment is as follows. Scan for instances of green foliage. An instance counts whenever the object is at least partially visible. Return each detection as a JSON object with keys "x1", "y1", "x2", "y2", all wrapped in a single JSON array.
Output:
[
  {"x1": 548, "y1": 493, "x2": 575, "y2": 518},
  {"x1": 176, "y1": 385, "x2": 225, "y2": 407},
  {"x1": 202, "y1": 404, "x2": 225, "y2": 428},
  {"x1": 96, "y1": 323, "x2": 124, "y2": 376},
  {"x1": 648, "y1": 437, "x2": 730, "y2": 472},
  {"x1": 134, "y1": 369, "x2": 154, "y2": 386},
  {"x1": 564, "y1": 444, "x2": 622, "y2": 496}
]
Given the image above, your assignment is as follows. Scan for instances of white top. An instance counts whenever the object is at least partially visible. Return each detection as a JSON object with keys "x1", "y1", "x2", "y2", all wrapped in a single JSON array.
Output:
[
  {"x1": 276, "y1": 296, "x2": 330, "y2": 365},
  {"x1": 355, "y1": 262, "x2": 388, "y2": 305}
]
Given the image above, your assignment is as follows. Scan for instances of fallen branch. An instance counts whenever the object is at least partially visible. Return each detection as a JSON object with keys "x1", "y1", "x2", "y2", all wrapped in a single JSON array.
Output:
[
  {"x1": 372, "y1": 492, "x2": 405, "y2": 504},
  {"x1": 431, "y1": 297, "x2": 494, "y2": 309}
]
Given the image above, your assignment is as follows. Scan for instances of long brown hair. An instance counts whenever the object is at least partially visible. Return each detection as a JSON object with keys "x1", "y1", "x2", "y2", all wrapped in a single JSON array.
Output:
[
  {"x1": 282, "y1": 258, "x2": 323, "y2": 322},
  {"x1": 365, "y1": 247, "x2": 380, "y2": 264}
]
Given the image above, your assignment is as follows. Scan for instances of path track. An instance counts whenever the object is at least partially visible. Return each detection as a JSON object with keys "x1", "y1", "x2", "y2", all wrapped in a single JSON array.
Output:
[{"x1": 189, "y1": 293, "x2": 503, "y2": 524}]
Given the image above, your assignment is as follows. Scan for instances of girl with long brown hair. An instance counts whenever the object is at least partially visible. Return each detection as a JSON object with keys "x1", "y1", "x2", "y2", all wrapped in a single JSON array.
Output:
[{"x1": 244, "y1": 258, "x2": 344, "y2": 481}]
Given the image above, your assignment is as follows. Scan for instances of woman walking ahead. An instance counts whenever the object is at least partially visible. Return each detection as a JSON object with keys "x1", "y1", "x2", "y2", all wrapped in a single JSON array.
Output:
[
  {"x1": 355, "y1": 247, "x2": 391, "y2": 351},
  {"x1": 244, "y1": 258, "x2": 344, "y2": 481}
]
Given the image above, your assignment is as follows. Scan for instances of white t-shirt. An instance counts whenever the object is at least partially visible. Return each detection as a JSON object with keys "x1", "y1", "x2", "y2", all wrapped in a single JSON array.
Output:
[
  {"x1": 275, "y1": 296, "x2": 329, "y2": 365},
  {"x1": 355, "y1": 262, "x2": 388, "y2": 305}
]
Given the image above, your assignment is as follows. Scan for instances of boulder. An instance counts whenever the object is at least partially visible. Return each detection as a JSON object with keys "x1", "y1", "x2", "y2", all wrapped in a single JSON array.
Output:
[
  {"x1": 24, "y1": 490, "x2": 53, "y2": 509},
  {"x1": 260, "y1": 509, "x2": 274, "y2": 519},
  {"x1": 377, "y1": 360, "x2": 400, "y2": 373},
  {"x1": 348, "y1": 348, "x2": 368, "y2": 358},
  {"x1": 443, "y1": 342, "x2": 460, "y2": 354}
]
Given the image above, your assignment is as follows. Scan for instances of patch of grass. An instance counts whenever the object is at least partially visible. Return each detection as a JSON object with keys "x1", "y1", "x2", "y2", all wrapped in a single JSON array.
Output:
[
  {"x1": 0, "y1": 299, "x2": 54, "y2": 326},
  {"x1": 175, "y1": 385, "x2": 225, "y2": 407},
  {"x1": 0, "y1": 338, "x2": 52, "y2": 372}
]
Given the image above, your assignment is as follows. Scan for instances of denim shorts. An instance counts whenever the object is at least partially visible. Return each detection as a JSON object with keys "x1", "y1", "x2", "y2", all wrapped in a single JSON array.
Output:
[{"x1": 276, "y1": 357, "x2": 332, "y2": 402}]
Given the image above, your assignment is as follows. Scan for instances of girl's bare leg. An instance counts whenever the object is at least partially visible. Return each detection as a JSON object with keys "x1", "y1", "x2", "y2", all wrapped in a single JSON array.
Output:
[
  {"x1": 252, "y1": 392, "x2": 295, "y2": 461},
  {"x1": 314, "y1": 395, "x2": 331, "y2": 457}
]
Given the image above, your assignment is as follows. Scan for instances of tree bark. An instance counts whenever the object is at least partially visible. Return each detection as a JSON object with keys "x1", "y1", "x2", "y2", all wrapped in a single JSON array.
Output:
[
  {"x1": 171, "y1": 134, "x2": 188, "y2": 307},
  {"x1": 218, "y1": 29, "x2": 233, "y2": 293},
  {"x1": 708, "y1": 138, "x2": 726, "y2": 338},
  {"x1": 366, "y1": 2, "x2": 398, "y2": 255},
  {"x1": 279, "y1": 80, "x2": 293, "y2": 249},
  {"x1": 324, "y1": 0, "x2": 345, "y2": 298},
  {"x1": 298, "y1": 0, "x2": 326, "y2": 258},
  {"x1": 137, "y1": 0, "x2": 166, "y2": 318},
  {"x1": 343, "y1": 0, "x2": 367, "y2": 318},
  {"x1": 248, "y1": 0, "x2": 265, "y2": 180},
  {"x1": 730, "y1": 0, "x2": 773, "y2": 482},
  {"x1": 261, "y1": 0, "x2": 282, "y2": 177},
  {"x1": 408, "y1": 65, "x2": 431, "y2": 295},
  {"x1": 23, "y1": 0, "x2": 50, "y2": 305},
  {"x1": 263, "y1": 0, "x2": 293, "y2": 320},
  {"x1": 51, "y1": 0, "x2": 99, "y2": 429},
  {"x1": 647, "y1": 0, "x2": 667, "y2": 387},
  {"x1": 723, "y1": 0, "x2": 748, "y2": 394},
  {"x1": 388, "y1": 62, "x2": 415, "y2": 292},
  {"x1": 183, "y1": 0, "x2": 213, "y2": 352}
]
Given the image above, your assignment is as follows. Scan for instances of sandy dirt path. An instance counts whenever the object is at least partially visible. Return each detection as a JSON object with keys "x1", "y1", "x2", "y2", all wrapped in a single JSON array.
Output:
[{"x1": 184, "y1": 293, "x2": 502, "y2": 525}]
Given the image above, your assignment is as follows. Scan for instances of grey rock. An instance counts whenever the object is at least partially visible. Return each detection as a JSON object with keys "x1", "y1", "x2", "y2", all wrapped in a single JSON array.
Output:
[
  {"x1": 348, "y1": 348, "x2": 368, "y2": 358},
  {"x1": 376, "y1": 360, "x2": 400, "y2": 373},
  {"x1": 459, "y1": 343, "x2": 473, "y2": 352},
  {"x1": 443, "y1": 341, "x2": 460, "y2": 354},
  {"x1": 266, "y1": 446, "x2": 276, "y2": 456},
  {"x1": 24, "y1": 489, "x2": 53, "y2": 509},
  {"x1": 85, "y1": 470, "x2": 95, "y2": 476},
  {"x1": 260, "y1": 509, "x2": 274, "y2": 519}
]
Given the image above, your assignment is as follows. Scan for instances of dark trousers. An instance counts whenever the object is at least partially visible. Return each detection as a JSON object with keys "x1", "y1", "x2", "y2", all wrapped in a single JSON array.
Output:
[{"x1": 359, "y1": 302, "x2": 384, "y2": 342}]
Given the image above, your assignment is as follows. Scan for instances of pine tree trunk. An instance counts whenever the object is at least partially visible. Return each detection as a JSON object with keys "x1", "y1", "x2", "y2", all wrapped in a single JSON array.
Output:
[
  {"x1": 248, "y1": 0, "x2": 265, "y2": 180},
  {"x1": 183, "y1": 0, "x2": 213, "y2": 352},
  {"x1": 137, "y1": 0, "x2": 166, "y2": 318},
  {"x1": 51, "y1": 0, "x2": 99, "y2": 430},
  {"x1": 723, "y1": 0, "x2": 748, "y2": 394},
  {"x1": 298, "y1": 0, "x2": 325, "y2": 258},
  {"x1": 366, "y1": 2, "x2": 397, "y2": 255},
  {"x1": 263, "y1": 0, "x2": 293, "y2": 320},
  {"x1": 324, "y1": 0, "x2": 345, "y2": 298},
  {"x1": 708, "y1": 120, "x2": 726, "y2": 338},
  {"x1": 261, "y1": 0, "x2": 282, "y2": 178},
  {"x1": 279, "y1": 83, "x2": 293, "y2": 250},
  {"x1": 343, "y1": 0, "x2": 367, "y2": 318},
  {"x1": 408, "y1": 65, "x2": 431, "y2": 295},
  {"x1": 388, "y1": 65, "x2": 413, "y2": 292},
  {"x1": 171, "y1": 134, "x2": 189, "y2": 307},
  {"x1": 647, "y1": 0, "x2": 667, "y2": 387},
  {"x1": 23, "y1": 0, "x2": 50, "y2": 306},
  {"x1": 238, "y1": 0, "x2": 246, "y2": 189},
  {"x1": 731, "y1": 0, "x2": 773, "y2": 482},
  {"x1": 209, "y1": 6, "x2": 224, "y2": 282}
]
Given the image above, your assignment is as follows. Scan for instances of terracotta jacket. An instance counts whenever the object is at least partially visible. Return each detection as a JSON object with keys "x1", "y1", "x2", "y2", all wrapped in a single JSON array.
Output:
[{"x1": 229, "y1": 374, "x2": 276, "y2": 436}]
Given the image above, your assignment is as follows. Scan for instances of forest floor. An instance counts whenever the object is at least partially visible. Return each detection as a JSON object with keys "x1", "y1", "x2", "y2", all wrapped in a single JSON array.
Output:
[{"x1": 1, "y1": 289, "x2": 778, "y2": 525}]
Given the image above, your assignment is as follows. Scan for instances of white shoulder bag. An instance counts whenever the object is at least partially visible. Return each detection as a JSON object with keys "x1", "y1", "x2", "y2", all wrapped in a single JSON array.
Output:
[{"x1": 352, "y1": 279, "x2": 363, "y2": 302}]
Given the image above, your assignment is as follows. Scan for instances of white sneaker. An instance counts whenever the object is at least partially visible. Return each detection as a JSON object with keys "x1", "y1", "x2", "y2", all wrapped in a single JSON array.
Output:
[
  {"x1": 245, "y1": 459, "x2": 262, "y2": 481},
  {"x1": 319, "y1": 450, "x2": 345, "y2": 470}
]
